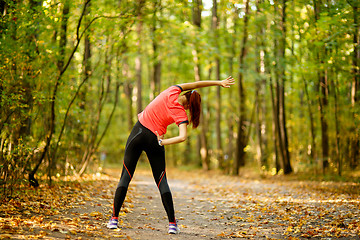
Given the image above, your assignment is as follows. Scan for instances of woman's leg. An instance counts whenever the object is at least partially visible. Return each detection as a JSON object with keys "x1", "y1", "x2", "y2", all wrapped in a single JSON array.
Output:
[
  {"x1": 145, "y1": 140, "x2": 176, "y2": 223},
  {"x1": 112, "y1": 122, "x2": 143, "y2": 218}
]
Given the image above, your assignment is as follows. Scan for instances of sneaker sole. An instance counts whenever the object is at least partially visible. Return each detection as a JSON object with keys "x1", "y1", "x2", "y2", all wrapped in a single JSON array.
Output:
[
  {"x1": 107, "y1": 225, "x2": 118, "y2": 229},
  {"x1": 168, "y1": 228, "x2": 180, "y2": 234}
]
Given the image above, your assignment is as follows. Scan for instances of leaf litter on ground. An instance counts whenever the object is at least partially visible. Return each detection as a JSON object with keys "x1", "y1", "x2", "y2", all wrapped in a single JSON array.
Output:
[
  {"x1": 0, "y1": 168, "x2": 359, "y2": 239},
  {"x1": 0, "y1": 172, "x2": 134, "y2": 239},
  {"x1": 168, "y1": 169, "x2": 360, "y2": 239}
]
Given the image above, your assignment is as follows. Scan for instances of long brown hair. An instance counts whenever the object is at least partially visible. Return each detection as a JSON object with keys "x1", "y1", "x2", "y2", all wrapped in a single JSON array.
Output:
[{"x1": 183, "y1": 90, "x2": 201, "y2": 128}]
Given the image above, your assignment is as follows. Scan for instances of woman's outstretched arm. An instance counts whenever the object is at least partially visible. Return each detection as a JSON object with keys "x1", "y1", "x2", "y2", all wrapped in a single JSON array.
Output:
[{"x1": 178, "y1": 76, "x2": 235, "y2": 91}]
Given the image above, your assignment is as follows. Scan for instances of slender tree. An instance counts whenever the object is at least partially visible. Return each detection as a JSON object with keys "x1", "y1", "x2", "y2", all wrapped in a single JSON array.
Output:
[
  {"x1": 135, "y1": 0, "x2": 145, "y2": 114},
  {"x1": 192, "y1": 0, "x2": 210, "y2": 170},
  {"x1": 150, "y1": 0, "x2": 162, "y2": 100},
  {"x1": 278, "y1": 0, "x2": 292, "y2": 174},
  {"x1": 270, "y1": 0, "x2": 292, "y2": 174},
  {"x1": 313, "y1": 0, "x2": 330, "y2": 174},
  {"x1": 212, "y1": 0, "x2": 223, "y2": 168},
  {"x1": 224, "y1": 3, "x2": 238, "y2": 173},
  {"x1": 57, "y1": 0, "x2": 70, "y2": 71},
  {"x1": 348, "y1": 0, "x2": 360, "y2": 169},
  {"x1": 233, "y1": 0, "x2": 250, "y2": 175},
  {"x1": 254, "y1": 0, "x2": 268, "y2": 170}
]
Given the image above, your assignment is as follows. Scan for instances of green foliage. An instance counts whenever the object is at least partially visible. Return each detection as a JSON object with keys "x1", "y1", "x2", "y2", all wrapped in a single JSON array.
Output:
[{"x1": 1, "y1": 0, "x2": 359, "y2": 197}]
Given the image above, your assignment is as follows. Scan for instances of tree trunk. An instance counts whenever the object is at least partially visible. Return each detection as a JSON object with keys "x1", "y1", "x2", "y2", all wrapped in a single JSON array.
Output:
[
  {"x1": 0, "y1": 1, "x2": 6, "y2": 17},
  {"x1": 331, "y1": 72, "x2": 341, "y2": 175},
  {"x1": 271, "y1": 0, "x2": 292, "y2": 175},
  {"x1": 318, "y1": 67, "x2": 329, "y2": 174},
  {"x1": 272, "y1": 5, "x2": 283, "y2": 173},
  {"x1": 123, "y1": 49, "x2": 133, "y2": 131},
  {"x1": 351, "y1": 4, "x2": 360, "y2": 107},
  {"x1": 314, "y1": 0, "x2": 329, "y2": 174},
  {"x1": 151, "y1": 1, "x2": 162, "y2": 100},
  {"x1": 57, "y1": 0, "x2": 70, "y2": 72},
  {"x1": 350, "y1": 2, "x2": 360, "y2": 169},
  {"x1": 76, "y1": 0, "x2": 92, "y2": 177},
  {"x1": 74, "y1": 0, "x2": 91, "y2": 161},
  {"x1": 47, "y1": 0, "x2": 70, "y2": 184},
  {"x1": 278, "y1": 0, "x2": 292, "y2": 174},
  {"x1": 301, "y1": 74, "x2": 317, "y2": 164},
  {"x1": 234, "y1": 0, "x2": 250, "y2": 175},
  {"x1": 192, "y1": 0, "x2": 210, "y2": 170},
  {"x1": 192, "y1": 0, "x2": 202, "y2": 27},
  {"x1": 212, "y1": 0, "x2": 223, "y2": 169},
  {"x1": 118, "y1": 21, "x2": 133, "y2": 131},
  {"x1": 255, "y1": 0, "x2": 268, "y2": 170},
  {"x1": 270, "y1": 76, "x2": 281, "y2": 172},
  {"x1": 122, "y1": 50, "x2": 133, "y2": 131},
  {"x1": 0, "y1": 0, "x2": 3, "y2": 129},
  {"x1": 82, "y1": 1, "x2": 91, "y2": 106},
  {"x1": 124, "y1": 81, "x2": 133, "y2": 131},
  {"x1": 295, "y1": 27, "x2": 317, "y2": 165},
  {"x1": 136, "y1": 0, "x2": 145, "y2": 114},
  {"x1": 135, "y1": 31, "x2": 142, "y2": 114},
  {"x1": 224, "y1": 4, "x2": 238, "y2": 173}
]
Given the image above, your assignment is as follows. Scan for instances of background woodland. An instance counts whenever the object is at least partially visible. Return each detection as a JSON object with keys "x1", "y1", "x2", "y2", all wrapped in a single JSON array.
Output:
[{"x1": 1, "y1": 0, "x2": 359, "y2": 196}]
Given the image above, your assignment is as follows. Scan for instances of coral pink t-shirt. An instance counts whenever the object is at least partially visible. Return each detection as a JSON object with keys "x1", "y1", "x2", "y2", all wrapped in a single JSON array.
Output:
[{"x1": 138, "y1": 85, "x2": 189, "y2": 136}]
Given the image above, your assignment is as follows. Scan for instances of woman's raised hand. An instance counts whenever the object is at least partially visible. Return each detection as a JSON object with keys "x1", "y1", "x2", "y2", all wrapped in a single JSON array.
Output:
[{"x1": 220, "y1": 76, "x2": 235, "y2": 88}]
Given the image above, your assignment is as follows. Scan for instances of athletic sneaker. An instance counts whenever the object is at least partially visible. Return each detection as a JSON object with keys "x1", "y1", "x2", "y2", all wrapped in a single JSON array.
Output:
[
  {"x1": 107, "y1": 217, "x2": 118, "y2": 229},
  {"x1": 168, "y1": 223, "x2": 180, "y2": 234}
]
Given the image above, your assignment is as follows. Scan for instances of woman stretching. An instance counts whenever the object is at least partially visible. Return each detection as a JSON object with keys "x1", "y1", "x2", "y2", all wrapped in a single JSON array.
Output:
[{"x1": 107, "y1": 76, "x2": 235, "y2": 234}]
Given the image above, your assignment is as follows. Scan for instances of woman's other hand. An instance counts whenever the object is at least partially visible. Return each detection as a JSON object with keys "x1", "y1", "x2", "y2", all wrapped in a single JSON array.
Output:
[
  {"x1": 220, "y1": 76, "x2": 235, "y2": 88},
  {"x1": 155, "y1": 131, "x2": 164, "y2": 141}
]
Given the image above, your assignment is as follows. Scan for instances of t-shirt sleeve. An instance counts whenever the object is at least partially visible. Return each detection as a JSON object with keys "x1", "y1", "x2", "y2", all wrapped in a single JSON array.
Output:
[{"x1": 170, "y1": 108, "x2": 189, "y2": 126}]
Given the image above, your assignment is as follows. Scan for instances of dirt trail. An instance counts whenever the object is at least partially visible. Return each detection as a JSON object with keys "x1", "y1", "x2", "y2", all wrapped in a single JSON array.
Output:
[
  {"x1": 1, "y1": 168, "x2": 360, "y2": 239},
  {"x1": 105, "y1": 168, "x2": 360, "y2": 239},
  {"x1": 113, "y1": 169, "x2": 231, "y2": 240}
]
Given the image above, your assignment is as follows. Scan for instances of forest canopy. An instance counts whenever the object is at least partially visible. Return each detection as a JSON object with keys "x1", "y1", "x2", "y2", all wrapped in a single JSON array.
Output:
[{"x1": 0, "y1": 0, "x2": 359, "y2": 196}]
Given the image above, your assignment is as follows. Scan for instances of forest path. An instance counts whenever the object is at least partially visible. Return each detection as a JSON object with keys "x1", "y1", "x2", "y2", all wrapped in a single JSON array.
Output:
[
  {"x1": 1, "y1": 167, "x2": 360, "y2": 239},
  {"x1": 106, "y1": 168, "x2": 360, "y2": 239}
]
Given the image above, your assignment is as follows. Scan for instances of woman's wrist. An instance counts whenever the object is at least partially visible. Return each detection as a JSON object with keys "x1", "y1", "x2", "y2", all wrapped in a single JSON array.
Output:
[{"x1": 158, "y1": 139, "x2": 163, "y2": 146}]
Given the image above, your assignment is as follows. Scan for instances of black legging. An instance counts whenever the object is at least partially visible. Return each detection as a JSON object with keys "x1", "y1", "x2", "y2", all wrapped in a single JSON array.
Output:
[{"x1": 112, "y1": 121, "x2": 175, "y2": 223}]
